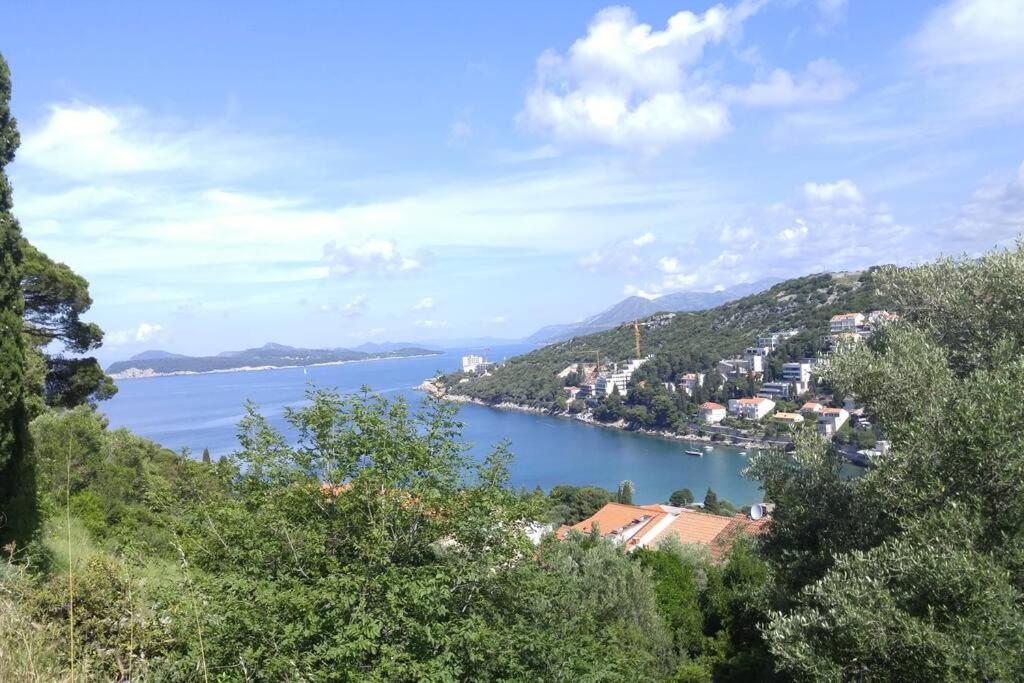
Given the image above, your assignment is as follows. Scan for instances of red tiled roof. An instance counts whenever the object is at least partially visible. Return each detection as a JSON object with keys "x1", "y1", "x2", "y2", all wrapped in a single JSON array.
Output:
[
  {"x1": 557, "y1": 503, "x2": 667, "y2": 547},
  {"x1": 700, "y1": 402, "x2": 725, "y2": 410}
]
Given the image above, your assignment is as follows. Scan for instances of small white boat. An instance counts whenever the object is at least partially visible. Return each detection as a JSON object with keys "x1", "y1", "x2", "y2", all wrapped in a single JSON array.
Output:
[
  {"x1": 703, "y1": 445, "x2": 713, "y2": 451},
  {"x1": 685, "y1": 449, "x2": 703, "y2": 457},
  {"x1": 739, "y1": 451, "x2": 748, "y2": 456}
]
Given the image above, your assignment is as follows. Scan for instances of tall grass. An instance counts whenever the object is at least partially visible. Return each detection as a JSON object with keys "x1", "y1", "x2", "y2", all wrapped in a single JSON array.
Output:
[{"x1": 0, "y1": 556, "x2": 69, "y2": 682}]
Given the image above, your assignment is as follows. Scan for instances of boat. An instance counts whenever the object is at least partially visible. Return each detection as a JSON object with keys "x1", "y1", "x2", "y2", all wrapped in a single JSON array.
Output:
[
  {"x1": 685, "y1": 449, "x2": 703, "y2": 457},
  {"x1": 703, "y1": 444, "x2": 713, "y2": 451},
  {"x1": 739, "y1": 451, "x2": 748, "y2": 456}
]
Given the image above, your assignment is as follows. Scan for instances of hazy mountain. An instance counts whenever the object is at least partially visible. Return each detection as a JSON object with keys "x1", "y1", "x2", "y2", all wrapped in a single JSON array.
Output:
[
  {"x1": 525, "y1": 278, "x2": 779, "y2": 344},
  {"x1": 353, "y1": 341, "x2": 439, "y2": 354},
  {"x1": 129, "y1": 349, "x2": 189, "y2": 361},
  {"x1": 108, "y1": 342, "x2": 441, "y2": 378}
]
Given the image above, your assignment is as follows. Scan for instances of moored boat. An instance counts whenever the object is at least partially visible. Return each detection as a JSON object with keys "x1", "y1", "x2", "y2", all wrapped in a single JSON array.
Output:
[{"x1": 685, "y1": 449, "x2": 703, "y2": 457}]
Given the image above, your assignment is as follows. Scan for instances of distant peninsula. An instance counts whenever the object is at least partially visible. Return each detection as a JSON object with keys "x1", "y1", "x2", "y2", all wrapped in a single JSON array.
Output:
[{"x1": 106, "y1": 342, "x2": 442, "y2": 379}]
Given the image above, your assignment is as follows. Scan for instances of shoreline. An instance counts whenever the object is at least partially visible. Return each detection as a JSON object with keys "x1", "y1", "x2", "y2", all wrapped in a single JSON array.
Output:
[
  {"x1": 110, "y1": 352, "x2": 443, "y2": 380},
  {"x1": 417, "y1": 379, "x2": 784, "y2": 453}
]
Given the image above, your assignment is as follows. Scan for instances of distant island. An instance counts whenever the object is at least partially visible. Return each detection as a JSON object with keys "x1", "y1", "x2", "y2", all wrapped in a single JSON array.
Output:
[{"x1": 107, "y1": 342, "x2": 442, "y2": 379}]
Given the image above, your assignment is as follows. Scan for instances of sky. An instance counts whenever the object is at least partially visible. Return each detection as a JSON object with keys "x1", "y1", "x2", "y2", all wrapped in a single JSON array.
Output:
[{"x1": 2, "y1": 0, "x2": 1023, "y2": 362}]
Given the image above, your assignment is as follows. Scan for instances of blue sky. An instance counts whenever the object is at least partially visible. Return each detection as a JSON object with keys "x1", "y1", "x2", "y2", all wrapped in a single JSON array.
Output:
[{"x1": 2, "y1": 0, "x2": 1023, "y2": 361}]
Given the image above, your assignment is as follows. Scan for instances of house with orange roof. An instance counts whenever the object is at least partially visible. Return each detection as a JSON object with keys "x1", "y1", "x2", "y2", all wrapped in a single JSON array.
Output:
[
  {"x1": 801, "y1": 401, "x2": 824, "y2": 414},
  {"x1": 699, "y1": 401, "x2": 727, "y2": 424},
  {"x1": 558, "y1": 502, "x2": 773, "y2": 560},
  {"x1": 830, "y1": 312, "x2": 865, "y2": 334},
  {"x1": 556, "y1": 502, "x2": 671, "y2": 550}
]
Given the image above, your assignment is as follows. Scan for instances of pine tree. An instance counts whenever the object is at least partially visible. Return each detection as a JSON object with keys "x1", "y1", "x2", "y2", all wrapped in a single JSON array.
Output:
[
  {"x1": 616, "y1": 479, "x2": 634, "y2": 505},
  {"x1": 0, "y1": 52, "x2": 33, "y2": 546}
]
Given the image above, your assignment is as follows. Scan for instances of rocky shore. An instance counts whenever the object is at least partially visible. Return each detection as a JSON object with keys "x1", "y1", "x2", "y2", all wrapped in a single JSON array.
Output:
[{"x1": 417, "y1": 378, "x2": 784, "y2": 452}]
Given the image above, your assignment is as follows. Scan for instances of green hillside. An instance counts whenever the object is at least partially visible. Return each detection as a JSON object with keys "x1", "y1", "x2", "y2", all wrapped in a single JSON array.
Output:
[{"x1": 444, "y1": 270, "x2": 890, "y2": 412}]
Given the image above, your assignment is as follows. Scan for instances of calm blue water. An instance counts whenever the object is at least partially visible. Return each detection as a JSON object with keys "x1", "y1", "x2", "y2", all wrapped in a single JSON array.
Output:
[{"x1": 100, "y1": 345, "x2": 765, "y2": 506}]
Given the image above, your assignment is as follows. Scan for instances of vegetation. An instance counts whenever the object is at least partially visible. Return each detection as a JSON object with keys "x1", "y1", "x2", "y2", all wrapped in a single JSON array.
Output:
[
  {"x1": 442, "y1": 271, "x2": 889, "y2": 433},
  {"x1": 1, "y1": 52, "x2": 1023, "y2": 681},
  {"x1": 106, "y1": 343, "x2": 441, "y2": 376},
  {"x1": 0, "y1": 54, "x2": 31, "y2": 548},
  {"x1": 749, "y1": 242, "x2": 1024, "y2": 679}
]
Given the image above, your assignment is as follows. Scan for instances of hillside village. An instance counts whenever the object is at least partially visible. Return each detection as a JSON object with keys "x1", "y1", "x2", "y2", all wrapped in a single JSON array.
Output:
[{"x1": 443, "y1": 302, "x2": 897, "y2": 466}]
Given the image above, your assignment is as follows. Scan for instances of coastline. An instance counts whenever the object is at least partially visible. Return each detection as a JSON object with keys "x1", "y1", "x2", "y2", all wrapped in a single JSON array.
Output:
[
  {"x1": 417, "y1": 379, "x2": 784, "y2": 452},
  {"x1": 110, "y1": 352, "x2": 443, "y2": 380}
]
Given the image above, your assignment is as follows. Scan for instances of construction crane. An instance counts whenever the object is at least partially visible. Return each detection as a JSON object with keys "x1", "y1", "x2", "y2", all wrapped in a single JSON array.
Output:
[{"x1": 633, "y1": 320, "x2": 641, "y2": 358}]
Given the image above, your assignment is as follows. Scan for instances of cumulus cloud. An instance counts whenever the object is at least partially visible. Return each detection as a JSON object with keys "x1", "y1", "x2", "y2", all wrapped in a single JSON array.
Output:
[
  {"x1": 520, "y1": 3, "x2": 762, "y2": 150},
  {"x1": 911, "y1": 0, "x2": 1024, "y2": 67},
  {"x1": 803, "y1": 179, "x2": 864, "y2": 205},
  {"x1": 411, "y1": 297, "x2": 435, "y2": 311},
  {"x1": 724, "y1": 59, "x2": 855, "y2": 107},
  {"x1": 107, "y1": 322, "x2": 164, "y2": 345},
  {"x1": 488, "y1": 315, "x2": 507, "y2": 324},
  {"x1": 323, "y1": 238, "x2": 421, "y2": 277},
  {"x1": 623, "y1": 178, "x2": 913, "y2": 295},
  {"x1": 632, "y1": 231, "x2": 656, "y2": 246},
  {"x1": 520, "y1": 2, "x2": 857, "y2": 151}
]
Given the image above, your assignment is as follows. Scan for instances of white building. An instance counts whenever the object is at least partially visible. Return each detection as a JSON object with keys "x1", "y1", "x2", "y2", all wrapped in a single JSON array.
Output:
[
  {"x1": 728, "y1": 397, "x2": 776, "y2": 420},
  {"x1": 461, "y1": 354, "x2": 485, "y2": 373},
  {"x1": 757, "y1": 334, "x2": 780, "y2": 350},
  {"x1": 816, "y1": 407, "x2": 850, "y2": 436},
  {"x1": 679, "y1": 372, "x2": 705, "y2": 396},
  {"x1": 594, "y1": 358, "x2": 647, "y2": 397},
  {"x1": 830, "y1": 313, "x2": 865, "y2": 334},
  {"x1": 781, "y1": 361, "x2": 812, "y2": 384},
  {"x1": 699, "y1": 402, "x2": 727, "y2": 424}
]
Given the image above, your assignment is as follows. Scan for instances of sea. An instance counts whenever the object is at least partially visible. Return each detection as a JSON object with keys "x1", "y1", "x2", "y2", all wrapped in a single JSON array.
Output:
[{"x1": 101, "y1": 344, "x2": 767, "y2": 506}]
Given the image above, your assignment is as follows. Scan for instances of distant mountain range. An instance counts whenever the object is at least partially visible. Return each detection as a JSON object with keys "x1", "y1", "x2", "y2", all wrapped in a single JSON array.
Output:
[
  {"x1": 107, "y1": 342, "x2": 442, "y2": 378},
  {"x1": 524, "y1": 278, "x2": 779, "y2": 344}
]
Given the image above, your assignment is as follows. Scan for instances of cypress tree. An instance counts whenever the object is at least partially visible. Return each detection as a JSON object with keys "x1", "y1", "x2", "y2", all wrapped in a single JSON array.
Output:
[{"x1": 0, "y1": 52, "x2": 33, "y2": 546}]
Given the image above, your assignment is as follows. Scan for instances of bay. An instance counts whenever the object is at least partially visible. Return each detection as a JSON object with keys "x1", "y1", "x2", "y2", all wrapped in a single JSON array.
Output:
[{"x1": 100, "y1": 344, "x2": 766, "y2": 506}]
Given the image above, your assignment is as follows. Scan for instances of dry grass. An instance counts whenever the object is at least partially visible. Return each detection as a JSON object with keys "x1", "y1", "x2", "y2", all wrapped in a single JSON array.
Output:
[{"x1": 0, "y1": 556, "x2": 69, "y2": 682}]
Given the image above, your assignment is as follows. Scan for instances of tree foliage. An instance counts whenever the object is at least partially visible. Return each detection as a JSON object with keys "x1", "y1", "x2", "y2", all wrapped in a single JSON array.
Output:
[
  {"x1": 20, "y1": 240, "x2": 116, "y2": 409},
  {"x1": 0, "y1": 52, "x2": 31, "y2": 546},
  {"x1": 757, "y1": 241, "x2": 1024, "y2": 678}
]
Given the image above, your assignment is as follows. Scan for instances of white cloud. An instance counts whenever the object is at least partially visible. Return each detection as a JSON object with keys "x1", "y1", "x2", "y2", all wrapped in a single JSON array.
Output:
[
  {"x1": 632, "y1": 231, "x2": 656, "y2": 246},
  {"x1": 323, "y1": 238, "x2": 421, "y2": 276},
  {"x1": 488, "y1": 315, "x2": 507, "y2": 324},
  {"x1": 107, "y1": 322, "x2": 164, "y2": 345},
  {"x1": 803, "y1": 179, "x2": 864, "y2": 205},
  {"x1": 520, "y1": 3, "x2": 765, "y2": 150},
  {"x1": 911, "y1": 0, "x2": 1024, "y2": 68},
  {"x1": 724, "y1": 59, "x2": 855, "y2": 107},
  {"x1": 413, "y1": 319, "x2": 448, "y2": 329},
  {"x1": 657, "y1": 256, "x2": 681, "y2": 273},
  {"x1": 411, "y1": 297, "x2": 435, "y2": 311},
  {"x1": 942, "y1": 160, "x2": 1024, "y2": 244},
  {"x1": 19, "y1": 105, "x2": 191, "y2": 178},
  {"x1": 342, "y1": 295, "x2": 367, "y2": 317},
  {"x1": 623, "y1": 178, "x2": 917, "y2": 295}
]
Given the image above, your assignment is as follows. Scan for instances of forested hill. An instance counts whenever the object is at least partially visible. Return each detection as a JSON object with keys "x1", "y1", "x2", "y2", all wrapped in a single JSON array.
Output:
[
  {"x1": 446, "y1": 270, "x2": 889, "y2": 408},
  {"x1": 107, "y1": 342, "x2": 441, "y2": 377}
]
